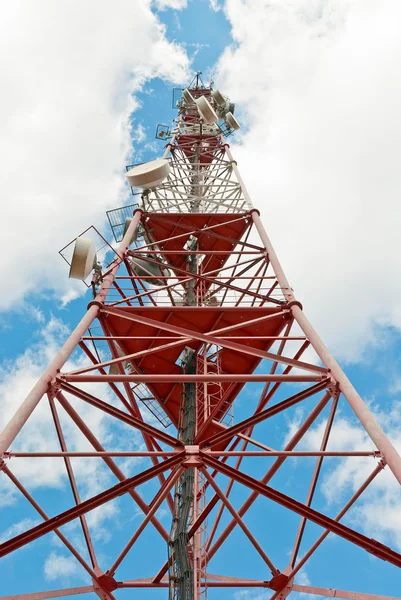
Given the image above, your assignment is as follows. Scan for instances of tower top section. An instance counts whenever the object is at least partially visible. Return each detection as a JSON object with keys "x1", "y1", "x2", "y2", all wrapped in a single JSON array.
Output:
[
  {"x1": 157, "y1": 71, "x2": 240, "y2": 141},
  {"x1": 125, "y1": 72, "x2": 249, "y2": 215}
]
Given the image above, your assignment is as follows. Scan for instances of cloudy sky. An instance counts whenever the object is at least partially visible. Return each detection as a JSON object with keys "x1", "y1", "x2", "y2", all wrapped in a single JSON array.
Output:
[{"x1": 1, "y1": 0, "x2": 401, "y2": 598}]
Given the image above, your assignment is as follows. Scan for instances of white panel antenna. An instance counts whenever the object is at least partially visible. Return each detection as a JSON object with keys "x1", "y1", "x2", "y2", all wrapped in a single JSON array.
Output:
[
  {"x1": 182, "y1": 89, "x2": 196, "y2": 105},
  {"x1": 211, "y1": 89, "x2": 226, "y2": 107},
  {"x1": 69, "y1": 238, "x2": 97, "y2": 280},
  {"x1": 196, "y1": 96, "x2": 218, "y2": 124},
  {"x1": 225, "y1": 111, "x2": 241, "y2": 130},
  {"x1": 126, "y1": 158, "x2": 170, "y2": 190},
  {"x1": 129, "y1": 256, "x2": 171, "y2": 287}
]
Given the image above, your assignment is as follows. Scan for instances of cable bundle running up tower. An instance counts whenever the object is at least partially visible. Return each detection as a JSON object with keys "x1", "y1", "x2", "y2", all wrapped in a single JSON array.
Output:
[{"x1": 1, "y1": 71, "x2": 401, "y2": 600}]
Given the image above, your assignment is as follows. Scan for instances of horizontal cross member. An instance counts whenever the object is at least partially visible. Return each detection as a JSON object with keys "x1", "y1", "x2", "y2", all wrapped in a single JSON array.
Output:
[
  {"x1": 58, "y1": 381, "x2": 180, "y2": 448},
  {"x1": 100, "y1": 306, "x2": 325, "y2": 374},
  {"x1": 200, "y1": 380, "x2": 330, "y2": 448},
  {"x1": 5, "y1": 450, "x2": 379, "y2": 458},
  {"x1": 60, "y1": 374, "x2": 324, "y2": 383}
]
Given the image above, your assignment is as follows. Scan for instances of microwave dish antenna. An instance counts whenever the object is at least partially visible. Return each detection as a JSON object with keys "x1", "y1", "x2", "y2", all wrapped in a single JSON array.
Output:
[
  {"x1": 182, "y1": 88, "x2": 196, "y2": 105},
  {"x1": 68, "y1": 237, "x2": 97, "y2": 280},
  {"x1": 195, "y1": 96, "x2": 218, "y2": 124},
  {"x1": 128, "y1": 256, "x2": 171, "y2": 286},
  {"x1": 225, "y1": 111, "x2": 241, "y2": 130},
  {"x1": 211, "y1": 88, "x2": 226, "y2": 106},
  {"x1": 11, "y1": 72, "x2": 398, "y2": 600},
  {"x1": 126, "y1": 158, "x2": 170, "y2": 190}
]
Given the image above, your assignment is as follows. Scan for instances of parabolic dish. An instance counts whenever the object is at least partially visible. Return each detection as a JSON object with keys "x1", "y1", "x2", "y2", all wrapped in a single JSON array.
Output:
[
  {"x1": 226, "y1": 111, "x2": 240, "y2": 131},
  {"x1": 69, "y1": 237, "x2": 97, "y2": 280},
  {"x1": 129, "y1": 257, "x2": 171, "y2": 287},
  {"x1": 196, "y1": 96, "x2": 218, "y2": 124},
  {"x1": 126, "y1": 158, "x2": 170, "y2": 190},
  {"x1": 211, "y1": 89, "x2": 226, "y2": 107},
  {"x1": 182, "y1": 89, "x2": 195, "y2": 105}
]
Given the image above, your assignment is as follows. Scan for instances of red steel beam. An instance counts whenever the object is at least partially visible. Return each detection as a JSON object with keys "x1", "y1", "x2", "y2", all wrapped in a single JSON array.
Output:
[
  {"x1": 251, "y1": 209, "x2": 401, "y2": 486},
  {"x1": 100, "y1": 306, "x2": 324, "y2": 374},
  {"x1": 3, "y1": 465, "x2": 97, "y2": 580},
  {"x1": 81, "y1": 336, "x2": 307, "y2": 340},
  {"x1": 108, "y1": 465, "x2": 184, "y2": 576},
  {"x1": 202, "y1": 454, "x2": 401, "y2": 568},
  {"x1": 290, "y1": 394, "x2": 339, "y2": 567},
  {"x1": 138, "y1": 212, "x2": 258, "y2": 252},
  {"x1": 5, "y1": 450, "x2": 379, "y2": 458},
  {"x1": 0, "y1": 210, "x2": 142, "y2": 457},
  {"x1": 291, "y1": 584, "x2": 401, "y2": 600},
  {"x1": 48, "y1": 396, "x2": 98, "y2": 570},
  {"x1": 204, "y1": 392, "x2": 332, "y2": 562},
  {"x1": 58, "y1": 381, "x2": 181, "y2": 448},
  {"x1": 0, "y1": 586, "x2": 94, "y2": 600},
  {"x1": 62, "y1": 374, "x2": 323, "y2": 383},
  {"x1": 69, "y1": 309, "x2": 289, "y2": 376},
  {"x1": 204, "y1": 318, "x2": 298, "y2": 550},
  {"x1": 153, "y1": 392, "x2": 333, "y2": 583},
  {"x1": 201, "y1": 467, "x2": 279, "y2": 576},
  {"x1": 280, "y1": 462, "x2": 385, "y2": 587},
  {"x1": 0, "y1": 453, "x2": 184, "y2": 558},
  {"x1": 199, "y1": 380, "x2": 329, "y2": 448},
  {"x1": 56, "y1": 393, "x2": 170, "y2": 543}
]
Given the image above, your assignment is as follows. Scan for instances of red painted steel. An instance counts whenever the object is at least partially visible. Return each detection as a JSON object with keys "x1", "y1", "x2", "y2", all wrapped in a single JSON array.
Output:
[{"x1": 1, "y1": 78, "x2": 401, "y2": 600}]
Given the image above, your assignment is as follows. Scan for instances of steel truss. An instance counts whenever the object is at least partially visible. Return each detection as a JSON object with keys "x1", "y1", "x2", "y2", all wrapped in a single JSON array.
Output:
[{"x1": 1, "y1": 80, "x2": 401, "y2": 600}]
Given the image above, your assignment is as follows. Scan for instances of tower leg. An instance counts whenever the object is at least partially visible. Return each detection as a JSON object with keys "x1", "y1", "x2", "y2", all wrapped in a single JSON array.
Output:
[
  {"x1": 0, "y1": 210, "x2": 142, "y2": 457},
  {"x1": 251, "y1": 209, "x2": 401, "y2": 485}
]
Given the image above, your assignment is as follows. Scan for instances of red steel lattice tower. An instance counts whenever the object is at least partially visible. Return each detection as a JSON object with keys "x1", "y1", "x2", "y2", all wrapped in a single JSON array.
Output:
[{"x1": 1, "y1": 72, "x2": 401, "y2": 600}]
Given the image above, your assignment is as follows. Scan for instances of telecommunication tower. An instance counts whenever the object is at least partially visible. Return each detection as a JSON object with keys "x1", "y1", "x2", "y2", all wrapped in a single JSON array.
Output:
[{"x1": 1, "y1": 72, "x2": 401, "y2": 600}]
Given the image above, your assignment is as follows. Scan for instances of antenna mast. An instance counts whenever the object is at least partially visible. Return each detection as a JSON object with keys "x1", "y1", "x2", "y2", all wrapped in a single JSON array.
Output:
[{"x1": 1, "y1": 74, "x2": 401, "y2": 600}]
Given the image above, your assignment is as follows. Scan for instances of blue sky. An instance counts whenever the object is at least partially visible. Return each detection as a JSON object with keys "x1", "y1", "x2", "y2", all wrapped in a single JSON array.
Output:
[{"x1": 1, "y1": 1, "x2": 401, "y2": 599}]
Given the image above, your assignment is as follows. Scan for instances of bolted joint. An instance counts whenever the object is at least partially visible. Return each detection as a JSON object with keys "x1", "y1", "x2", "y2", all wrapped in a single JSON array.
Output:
[
  {"x1": 269, "y1": 572, "x2": 290, "y2": 591},
  {"x1": 87, "y1": 300, "x2": 103, "y2": 310},
  {"x1": 377, "y1": 456, "x2": 387, "y2": 470},
  {"x1": 182, "y1": 457, "x2": 203, "y2": 467},
  {"x1": 94, "y1": 573, "x2": 118, "y2": 593},
  {"x1": 327, "y1": 379, "x2": 339, "y2": 397},
  {"x1": 182, "y1": 445, "x2": 202, "y2": 467},
  {"x1": 48, "y1": 382, "x2": 61, "y2": 399},
  {"x1": 286, "y1": 300, "x2": 303, "y2": 311},
  {"x1": 250, "y1": 208, "x2": 261, "y2": 217},
  {"x1": 0, "y1": 453, "x2": 9, "y2": 472}
]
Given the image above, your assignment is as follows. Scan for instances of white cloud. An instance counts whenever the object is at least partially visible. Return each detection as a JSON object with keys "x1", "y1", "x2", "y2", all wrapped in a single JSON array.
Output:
[
  {"x1": 0, "y1": 314, "x2": 154, "y2": 578},
  {"x1": 0, "y1": 519, "x2": 39, "y2": 544},
  {"x1": 209, "y1": 0, "x2": 222, "y2": 11},
  {"x1": 0, "y1": 316, "x2": 139, "y2": 514},
  {"x1": 285, "y1": 399, "x2": 401, "y2": 549},
  {"x1": 214, "y1": 0, "x2": 401, "y2": 360},
  {"x1": 44, "y1": 551, "x2": 81, "y2": 581},
  {"x1": 154, "y1": 0, "x2": 188, "y2": 9},
  {"x1": 0, "y1": 0, "x2": 190, "y2": 311},
  {"x1": 133, "y1": 122, "x2": 147, "y2": 144}
]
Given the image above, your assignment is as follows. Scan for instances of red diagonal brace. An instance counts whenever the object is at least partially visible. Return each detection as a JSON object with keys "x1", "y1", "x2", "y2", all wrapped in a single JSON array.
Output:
[
  {"x1": 202, "y1": 454, "x2": 401, "y2": 568},
  {"x1": 0, "y1": 453, "x2": 184, "y2": 558},
  {"x1": 100, "y1": 306, "x2": 327, "y2": 374}
]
